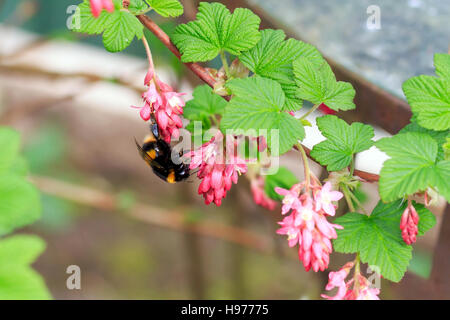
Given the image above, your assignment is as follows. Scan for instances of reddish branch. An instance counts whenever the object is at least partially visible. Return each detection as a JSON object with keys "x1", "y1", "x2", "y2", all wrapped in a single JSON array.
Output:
[{"x1": 137, "y1": 15, "x2": 380, "y2": 182}]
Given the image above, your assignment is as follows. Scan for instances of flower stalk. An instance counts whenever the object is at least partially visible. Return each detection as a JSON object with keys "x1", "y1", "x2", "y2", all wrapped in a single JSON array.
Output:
[
  {"x1": 220, "y1": 51, "x2": 231, "y2": 79},
  {"x1": 300, "y1": 103, "x2": 320, "y2": 120},
  {"x1": 297, "y1": 143, "x2": 311, "y2": 191}
]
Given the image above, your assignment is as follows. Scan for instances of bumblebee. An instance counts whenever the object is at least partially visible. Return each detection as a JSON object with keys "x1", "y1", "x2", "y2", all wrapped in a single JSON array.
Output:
[{"x1": 135, "y1": 122, "x2": 190, "y2": 183}]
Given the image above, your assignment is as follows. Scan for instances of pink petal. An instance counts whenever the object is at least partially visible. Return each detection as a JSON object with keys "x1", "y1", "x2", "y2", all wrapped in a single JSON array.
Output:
[
  {"x1": 90, "y1": 0, "x2": 102, "y2": 17},
  {"x1": 275, "y1": 187, "x2": 289, "y2": 196},
  {"x1": 102, "y1": 0, "x2": 114, "y2": 12},
  {"x1": 156, "y1": 110, "x2": 169, "y2": 129},
  {"x1": 330, "y1": 191, "x2": 343, "y2": 201},
  {"x1": 210, "y1": 168, "x2": 223, "y2": 189},
  {"x1": 139, "y1": 106, "x2": 151, "y2": 121}
]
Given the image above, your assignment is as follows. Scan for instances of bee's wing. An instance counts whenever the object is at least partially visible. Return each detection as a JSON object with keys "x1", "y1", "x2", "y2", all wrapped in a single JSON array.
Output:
[{"x1": 134, "y1": 138, "x2": 165, "y2": 170}]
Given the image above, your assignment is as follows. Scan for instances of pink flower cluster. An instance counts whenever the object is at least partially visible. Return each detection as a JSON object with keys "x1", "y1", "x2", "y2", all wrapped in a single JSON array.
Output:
[
  {"x1": 187, "y1": 132, "x2": 247, "y2": 206},
  {"x1": 400, "y1": 202, "x2": 419, "y2": 245},
  {"x1": 89, "y1": 0, "x2": 114, "y2": 18},
  {"x1": 250, "y1": 177, "x2": 277, "y2": 210},
  {"x1": 321, "y1": 262, "x2": 380, "y2": 300},
  {"x1": 133, "y1": 69, "x2": 186, "y2": 143},
  {"x1": 276, "y1": 182, "x2": 343, "y2": 272}
]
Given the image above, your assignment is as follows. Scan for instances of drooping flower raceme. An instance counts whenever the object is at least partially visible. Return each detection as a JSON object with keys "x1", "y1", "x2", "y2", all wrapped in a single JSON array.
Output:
[
  {"x1": 187, "y1": 132, "x2": 247, "y2": 206},
  {"x1": 133, "y1": 69, "x2": 186, "y2": 143},
  {"x1": 400, "y1": 202, "x2": 419, "y2": 245},
  {"x1": 321, "y1": 261, "x2": 380, "y2": 300},
  {"x1": 276, "y1": 181, "x2": 343, "y2": 272},
  {"x1": 89, "y1": 0, "x2": 114, "y2": 18}
]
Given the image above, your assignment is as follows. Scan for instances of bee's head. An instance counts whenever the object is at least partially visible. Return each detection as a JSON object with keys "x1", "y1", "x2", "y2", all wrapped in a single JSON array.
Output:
[{"x1": 175, "y1": 164, "x2": 191, "y2": 182}]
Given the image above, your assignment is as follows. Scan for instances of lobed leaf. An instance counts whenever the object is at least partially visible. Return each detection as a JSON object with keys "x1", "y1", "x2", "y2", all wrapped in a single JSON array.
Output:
[
  {"x1": 172, "y1": 2, "x2": 261, "y2": 62},
  {"x1": 102, "y1": 10, "x2": 144, "y2": 52},
  {"x1": 220, "y1": 77, "x2": 305, "y2": 155},
  {"x1": 239, "y1": 29, "x2": 324, "y2": 111},
  {"x1": 311, "y1": 115, "x2": 374, "y2": 171},
  {"x1": 400, "y1": 120, "x2": 449, "y2": 162},
  {"x1": 293, "y1": 57, "x2": 355, "y2": 111},
  {"x1": 75, "y1": 1, "x2": 111, "y2": 35},
  {"x1": 333, "y1": 200, "x2": 435, "y2": 282},
  {"x1": 402, "y1": 53, "x2": 450, "y2": 131},
  {"x1": 376, "y1": 132, "x2": 450, "y2": 202},
  {"x1": 74, "y1": 1, "x2": 144, "y2": 52},
  {"x1": 146, "y1": 0, "x2": 183, "y2": 17}
]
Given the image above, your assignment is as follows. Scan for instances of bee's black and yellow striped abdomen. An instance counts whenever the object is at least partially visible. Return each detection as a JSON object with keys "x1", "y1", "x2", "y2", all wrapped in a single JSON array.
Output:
[{"x1": 136, "y1": 122, "x2": 190, "y2": 183}]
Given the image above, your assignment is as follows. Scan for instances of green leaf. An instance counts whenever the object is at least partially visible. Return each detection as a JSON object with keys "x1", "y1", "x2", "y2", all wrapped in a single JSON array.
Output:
[
  {"x1": 0, "y1": 127, "x2": 20, "y2": 174},
  {"x1": 433, "y1": 160, "x2": 450, "y2": 202},
  {"x1": 434, "y1": 53, "x2": 450, "y2": 80},
  {"x1": 239, "y1": 29, "x2": 324, "y2": 111},
  {"x1": 74, "y1": 1, "x2": 143, "y2": 52},
  {"x1": 400, "y1": 120, "x2": 449, "y2": 162},
  {"x1": 146, "y1": 0, "x2": 183, "y2": 17},
  {"x1": 0, "y1": 235, "x2": 51, "y2": 300},
  {"x1": 415, "y1": 203, "x2": 437, "y2": 236},
  {"x1": 221, "y1": 77, "x2": 305, "y2": 155},
  {"x1": 334, "y1": 200, "x2": 434, "y2": 282},
  {"x1": 376, "y1": 132, "x2": 450, "y2": 202},
  {"x1": 127, "y1": 0, "x2": 149, "y2": 14},
  {"x1": 444, "y1": 138, "x2": 450, "y2": 161},
  {"x1": 184, "y1": 85, "x2": 227, "y2": 131},
  {"x1": 172, "y1": 2, "x2": 261, "y2": 62},
  {"x1": 293, "y1": 57, "x2": 355, "y2": 111},
  {"x1": 75, "y1": 1, "x2": 111, "y2": 35},
  {"x1": 264, "y1": 167, "x2": 298, "y2": 201},
  {"x1": 0, "y1": 174, "x2": 41, "y2": 236},
  {"x1": 402, "y1": 54, "x2": 450, "y2": 131},
  {"x1": 103, "y1": 10, "x2": 144, "y2": 52},
  {"x1": 311, "y1": 115, "x2": 374, "y2": 171}
]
